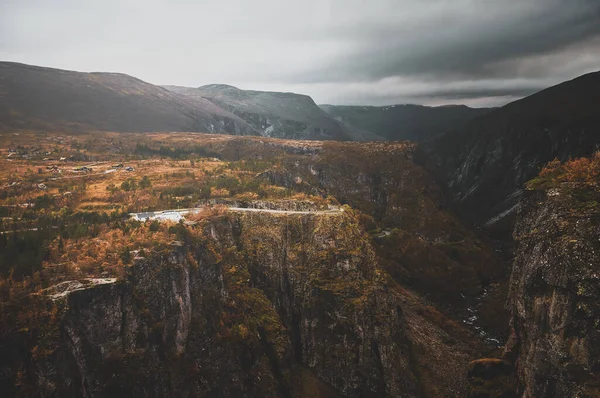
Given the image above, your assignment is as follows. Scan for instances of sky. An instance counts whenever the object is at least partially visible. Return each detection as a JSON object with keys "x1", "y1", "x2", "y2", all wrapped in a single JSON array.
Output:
[{"x1": 1, "y1": 0, "x2": 599, "y2": 107}]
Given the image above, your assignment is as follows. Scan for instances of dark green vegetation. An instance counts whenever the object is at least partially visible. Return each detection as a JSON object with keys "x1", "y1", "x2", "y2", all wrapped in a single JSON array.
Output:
[
  {"x1": 134, "y1": 143, "x2": 220, "y2": 159},
  {"x1": 0, "y1": 210, "x2": 126, "y2": 281}
]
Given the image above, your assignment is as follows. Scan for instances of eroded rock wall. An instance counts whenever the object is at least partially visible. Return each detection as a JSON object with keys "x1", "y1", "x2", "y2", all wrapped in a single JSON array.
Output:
[
  {"x1": 6, "y1": 211, "x2": 419, "y2": 397},
  {"x1": 507, "y1": 189, "x2": 600, "y2": 397}
]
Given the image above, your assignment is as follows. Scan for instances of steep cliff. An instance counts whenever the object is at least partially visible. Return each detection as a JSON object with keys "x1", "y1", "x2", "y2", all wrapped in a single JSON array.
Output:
[
  {"x1": 419, "y1": 70, "x2": 600, "y2": 238},
  {"x1": 506, "y1": 187, "x2": 600, "y2": 397},
  {"x1": 1, "y1": 210, "x2": 420, "y2": 397},
  {"x1": 240, "y1": 140, "x2": 505, "y2": 319}
]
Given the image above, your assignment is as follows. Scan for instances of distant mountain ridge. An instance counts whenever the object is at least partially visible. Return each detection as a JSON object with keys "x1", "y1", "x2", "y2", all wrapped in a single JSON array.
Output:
[
  {"x1": 0, "y1": 62, "x2": 256, "y2": 135},
  {"x1": 320, "y1": 103, "x2": 491, "y2": 141},
  {"x1": 0, "y1": 62, "x2": 366, "y2": 140},
  {"x1": 0, "y1": 61, "x2": 494, "y2": 143},
  {"x1": 164, "y1": 84, "x2": 370, "y2": 141}
]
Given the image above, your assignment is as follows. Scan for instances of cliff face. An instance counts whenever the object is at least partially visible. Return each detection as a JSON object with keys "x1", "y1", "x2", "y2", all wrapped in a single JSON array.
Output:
[
  {"x1": 507, "y1": 188, "x2": 600, "y2": 397},
  {"x1": 419, "y1": 71, "x2": 600, "y2": 239},
  {"x1": 4, "y1": 211, "x2": 419, "y2": 397}
]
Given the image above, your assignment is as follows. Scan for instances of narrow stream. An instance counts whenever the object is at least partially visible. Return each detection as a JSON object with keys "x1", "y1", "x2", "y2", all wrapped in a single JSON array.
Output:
[{"x1": 462, "y1": 287, "x2": 502, "y2": 346}]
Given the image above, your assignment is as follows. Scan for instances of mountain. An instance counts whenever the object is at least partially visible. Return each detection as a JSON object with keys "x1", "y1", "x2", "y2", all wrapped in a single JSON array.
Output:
[
  {"x1": 320, "y1": 103, "x2": 491, "y2": 141},
  {"x1": 0, "y1": 62, "x2": 256, "y2": 134},
  {"x1": 0, "y1": 61, "x2": 380, "y2": 141},
  {"x1": 420, "y1": 70, "x2": 600, "y2": 237},
  {"x1": 164, "y1": 84, "x2": 381, "y2": 141}
]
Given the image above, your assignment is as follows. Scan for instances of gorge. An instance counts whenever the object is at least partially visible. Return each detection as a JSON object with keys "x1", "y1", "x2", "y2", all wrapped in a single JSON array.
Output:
[{"x1": 0, "y1": 62, "x2": 599, "y2": 397}]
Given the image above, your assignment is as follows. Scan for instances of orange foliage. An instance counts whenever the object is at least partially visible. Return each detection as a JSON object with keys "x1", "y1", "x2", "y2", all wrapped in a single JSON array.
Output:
[
  {"x1": 536, "y1": 152, "x2": 600, "y2": 187},
  {"x1": 44, "y1": 222, "x2": 175, "y2": 280}
]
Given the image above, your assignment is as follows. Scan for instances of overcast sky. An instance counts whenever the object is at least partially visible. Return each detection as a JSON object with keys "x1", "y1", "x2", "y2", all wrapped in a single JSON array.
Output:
[{"x1": 1, "y1": 0, "x2": 599, "y2": 107}]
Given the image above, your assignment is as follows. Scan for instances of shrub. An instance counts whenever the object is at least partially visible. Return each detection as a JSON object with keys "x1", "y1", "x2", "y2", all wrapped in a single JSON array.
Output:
[
  {"x1": 121, "y1": 178, "x2": 138, "y2": 191},
  {"x1": 528, "y1": 152, "x2": 600, "y2": 190},
  {"x1": 139, "y1": 176, "x2": 152, "y2": 189}
]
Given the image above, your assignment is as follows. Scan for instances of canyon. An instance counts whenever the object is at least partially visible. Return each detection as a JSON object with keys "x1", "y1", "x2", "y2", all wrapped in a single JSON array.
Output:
[{"x1": 0, "y1": 63, "x2": 599, "y2": 397}]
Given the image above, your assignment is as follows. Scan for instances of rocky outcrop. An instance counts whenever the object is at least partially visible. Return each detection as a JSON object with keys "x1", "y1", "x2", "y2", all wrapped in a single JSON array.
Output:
[
  {"x1": 3, "y1": 211, "x2": 419, "y2": 397},
  {"x1": 236, "y1": 211, "x2": 418, "y2": 397},
  {"x1": 506, "y1": 188, "x2": 600, "y2": 397}
]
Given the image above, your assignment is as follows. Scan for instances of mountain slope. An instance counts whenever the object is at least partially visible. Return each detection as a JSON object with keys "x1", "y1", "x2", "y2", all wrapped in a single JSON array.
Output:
[
  {"x1": 0, "y1": 62, "x2": 256, "y2": 134},
  {"x1": 166, "y1": 84, "x2": 379, "y2": 141},
  {"x1": 420, "y1": 70, "x2": 600, "y2": 237},
  {"x1": 320, "y1": 104, "x2": 491, "y2": 141}
]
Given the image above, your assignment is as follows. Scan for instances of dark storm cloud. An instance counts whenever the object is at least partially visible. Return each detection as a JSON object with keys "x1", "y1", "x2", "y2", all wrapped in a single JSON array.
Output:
[
  {"x1": 292, "y1": 0, "x2": 600, "y2": 83},
  {"x1": 1, "y1": 0, "x2": 599, "y2": 106},
  {"x1": 412, "y1": 86, "x2": 541, "y2": 101}
]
